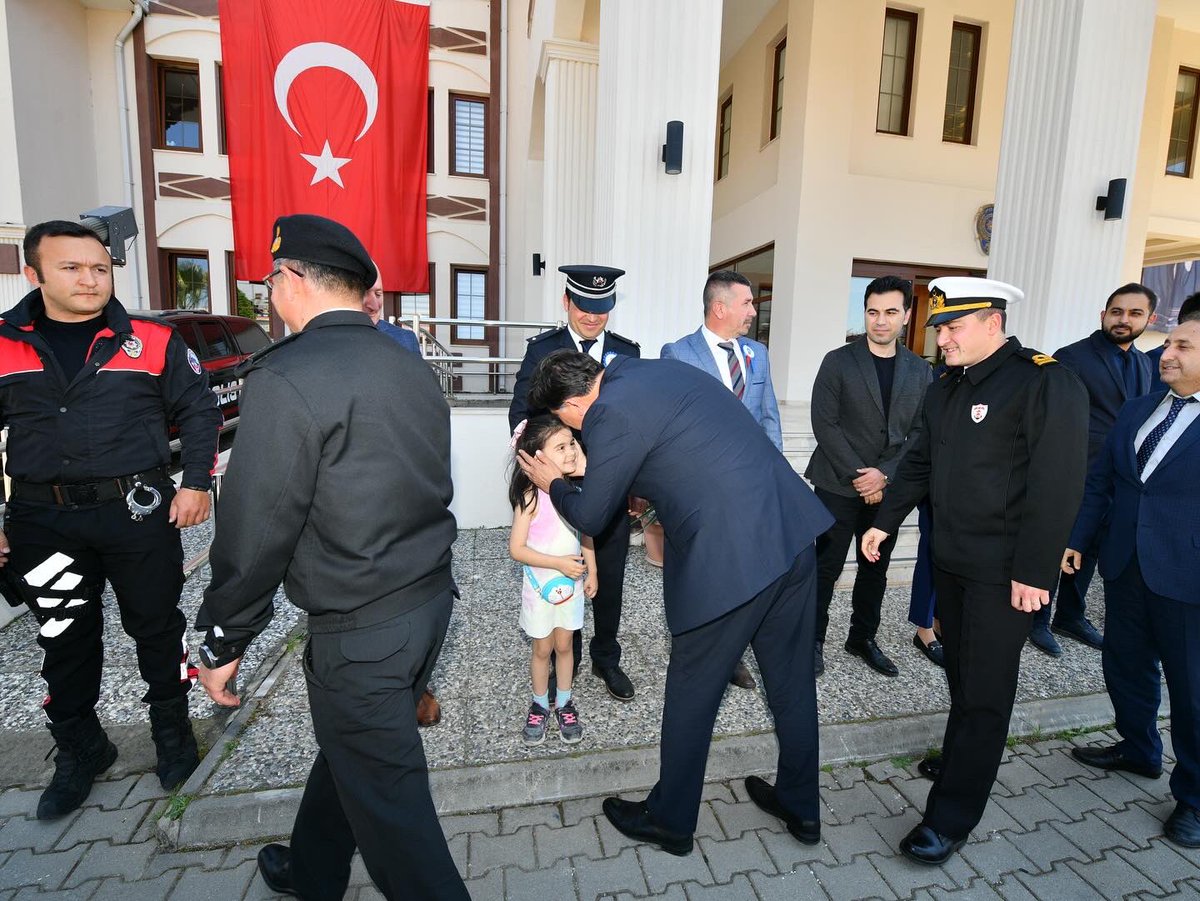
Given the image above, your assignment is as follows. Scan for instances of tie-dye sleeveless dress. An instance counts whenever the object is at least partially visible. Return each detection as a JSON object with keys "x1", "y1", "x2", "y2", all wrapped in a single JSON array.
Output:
[{"x1": 519, "y1": 489, "x2": 587, "y2": 639}]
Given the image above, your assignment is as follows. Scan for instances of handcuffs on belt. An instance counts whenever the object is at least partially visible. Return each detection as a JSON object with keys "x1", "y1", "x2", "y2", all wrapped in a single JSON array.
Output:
[{"x1": 125, "y1": 480, "x2": 162, "y2": 521}]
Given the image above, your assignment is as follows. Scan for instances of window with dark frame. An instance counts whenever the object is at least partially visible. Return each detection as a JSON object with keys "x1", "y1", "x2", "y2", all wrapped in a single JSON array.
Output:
[
  {"x1": 391, "y1": 263, "x2": 436, "y2": 338},
  {"x1": 451, "y1": 266, "x2": 487, "y2": 343},
  {"x1": 154, "y1": 60, "x2": 202, "y2": 150},
  {"x1": 427, "y1": 89, "x2": 435, "y2": 174},
  {"x1": 770, "y1": 38, "x2": 786, "y2": 141},
  {"x1": 216, "y1": 62, "x2": 227, "y2": 155},
  {"x1": 876, "y1": 9, "x2": 918, "y2": 136},
  {"x1": 1167, "y1": 67, "x2": 1200, "y2": 177},
  {"x1": 716, "y1": 95, "x2": 733, "y2": 180},
  {"x1": 449, "y1": 94, "x2": 487, "y2": 177},
  {"x1": 165, "y1": 251, "x2": 210, "y2": 310},
  {"x1": 943, "y1": 22, "x2": 981, "y2": 144}
]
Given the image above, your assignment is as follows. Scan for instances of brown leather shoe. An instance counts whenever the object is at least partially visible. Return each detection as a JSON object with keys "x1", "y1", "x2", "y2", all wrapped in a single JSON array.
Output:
[{"x1": 416, "y1": 689, "x2": 441, "y2": 727}]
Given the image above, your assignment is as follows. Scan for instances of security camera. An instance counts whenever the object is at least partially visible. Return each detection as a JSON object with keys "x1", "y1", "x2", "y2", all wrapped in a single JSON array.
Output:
[{"x1": 79, "y1": 206, "x2": 139, "y2": 266}]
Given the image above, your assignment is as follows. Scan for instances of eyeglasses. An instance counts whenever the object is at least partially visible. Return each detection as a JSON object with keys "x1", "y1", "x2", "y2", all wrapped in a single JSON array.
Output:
[{"x1": 262, "y1": 265, "x2": 303, "y2": 299}]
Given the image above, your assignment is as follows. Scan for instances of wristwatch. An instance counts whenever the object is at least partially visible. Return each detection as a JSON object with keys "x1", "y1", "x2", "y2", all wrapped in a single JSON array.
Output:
[{"x1": 197, "y1": 639, "x2": 241, "y2": 669}]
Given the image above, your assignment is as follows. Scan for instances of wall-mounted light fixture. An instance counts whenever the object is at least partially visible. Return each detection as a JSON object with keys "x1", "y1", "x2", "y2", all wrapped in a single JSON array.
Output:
[
  {"x1": 532, "y1": 253, "x2": 546, "y2": 277},
  {"x1": 1095, "y1": 178, "x2": 1127, "y2": 221},
  {"x1": 79, "y1": 205, "x2": 138, "y2": 266},
  {"x1": 661, "y1": 120, "x2": 684, "y2": 175}
]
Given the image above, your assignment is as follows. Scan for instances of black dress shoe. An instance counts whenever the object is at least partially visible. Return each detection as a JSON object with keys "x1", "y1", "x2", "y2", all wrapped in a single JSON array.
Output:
[
  {"x1": 1052, "y1": 617, "x2": 1104, "y2": 650},
  {"x1": 917, "y1": 755, "x2": 942, "y2": 781},
  {"x1": 814, "y1": 642, "x2": 825, "y2": 677},
  {"x1": 257, "y1": 843, "x2": 299, "y2": 896},
  {"x1": 912, "y1": 633, "x2": 945, "y2": 668},
  {"x1": 744, "y1": 775, "x2": 820, "y2": 845},
  {"x1": 602, "y1": 797, "x2": 693, "y2": 856},
  {"x1": 899, "y1": 824, "x2": 966, "y2": 865},
  {"x1": 1165, "y1": 803, "x2": 1200, "y2": 849},
  {"x1": 844, "y1": 639, "x2": 899, "y2": 677},
  {"x1": 1072, "y1": 743, "x2": 1162, "y2": 778},
  {"x1": 592, "y1": 663, "x2": 635, "y2": 701},
  {"x1": 730, "y1": 660, "x2": 757, "y2": 691},
  {"x1": 1028, "y1": 625, "x2": 1063, "y2": 657}
]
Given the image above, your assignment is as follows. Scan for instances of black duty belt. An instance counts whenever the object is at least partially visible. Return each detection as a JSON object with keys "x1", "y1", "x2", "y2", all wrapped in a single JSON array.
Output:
[{"x1": 11, "y1": 467, "x2": 172, "y2": 507}]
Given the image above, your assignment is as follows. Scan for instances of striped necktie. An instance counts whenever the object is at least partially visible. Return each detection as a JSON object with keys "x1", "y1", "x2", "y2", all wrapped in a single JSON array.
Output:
[
  {"x1": 1136, "y1": 395, "x2": 1197, "y2": 476},
  {"x1": 718, "y1": 341, "x2": 745, "y2": 399}
]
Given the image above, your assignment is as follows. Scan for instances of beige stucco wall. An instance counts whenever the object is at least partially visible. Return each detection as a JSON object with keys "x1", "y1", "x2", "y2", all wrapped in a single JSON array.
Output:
[{"x1": 711, "y1": 0, "x2": 1013, "y2": 403}]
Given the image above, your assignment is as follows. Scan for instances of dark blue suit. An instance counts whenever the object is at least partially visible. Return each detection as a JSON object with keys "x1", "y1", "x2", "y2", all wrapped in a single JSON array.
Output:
[
  {"x1": 509, "y1": 326, "x2": 641, "y2": 670},
  {"x1": 1036, "y1": 331, "x2": 1152, "y2": 630},
  {"x1": 1147, "y1": 344, "x2": 1166, "y2": 391},
  {"x1": 376, "y1": 319, "x2": 421, "y2": 355},
  {"x1": 1069, "y1": 391, "x2": 1200, "y2": 809},
  {"x1": 550, "y1": 357, "x2": 833, "y2": 833}
]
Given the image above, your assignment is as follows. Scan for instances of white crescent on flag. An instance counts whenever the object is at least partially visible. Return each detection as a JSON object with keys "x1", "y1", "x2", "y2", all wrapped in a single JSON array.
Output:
[{"x1": 273, "y1": 41, "x2": 379, "y2": 185}]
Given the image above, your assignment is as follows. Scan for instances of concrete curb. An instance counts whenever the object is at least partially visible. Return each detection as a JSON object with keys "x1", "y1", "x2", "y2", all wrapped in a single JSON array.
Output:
[
  {"x1": 162, "y1": 689, "x2": 1127, "y2": 850},
  {"x1": 156, "y1": 621, "x2": 305, "y2": 847}
]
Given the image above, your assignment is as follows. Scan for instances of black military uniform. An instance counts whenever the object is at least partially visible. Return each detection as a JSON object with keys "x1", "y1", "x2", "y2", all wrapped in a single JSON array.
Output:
[
  {"x1": 196, "y1": 215, "x2": 467, "y2": 901},
  {"x1": 872, "y1": 278, "x2": 1089, "y2": 857},
  {"x1": 0, "y1": 278, "x2": 221, "y2": 815},
  {"x1": 509, "y1": 265, "x2": 640, "y2": 699}
]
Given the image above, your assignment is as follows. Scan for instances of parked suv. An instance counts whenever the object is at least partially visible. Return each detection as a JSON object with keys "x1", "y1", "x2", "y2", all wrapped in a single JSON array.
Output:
[{"x1": 129, "y1": 309, "x2": 272, "y2": 436}]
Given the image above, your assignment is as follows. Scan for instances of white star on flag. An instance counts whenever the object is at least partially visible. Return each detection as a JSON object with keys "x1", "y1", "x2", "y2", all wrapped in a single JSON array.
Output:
[{"x1": 300, "y1": 140, "x2": 352, "y2": 187}]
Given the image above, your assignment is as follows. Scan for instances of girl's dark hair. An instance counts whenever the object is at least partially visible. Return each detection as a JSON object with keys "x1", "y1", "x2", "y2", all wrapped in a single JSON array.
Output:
[{"x1": 508, "y1": 415, "x2": 572, "y2": 511}]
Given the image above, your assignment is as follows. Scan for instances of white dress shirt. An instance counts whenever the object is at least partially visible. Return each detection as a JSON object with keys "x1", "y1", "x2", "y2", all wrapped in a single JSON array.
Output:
[
  {"x1": 1134, "y1": 388, "x2": 1200, "y2": 481},
  {"x1": 567, "y1": 326, "x2": 605, "y2": 362},
  {"x1": 701, "y1": 326, "x2": 746, "y2": 393}
]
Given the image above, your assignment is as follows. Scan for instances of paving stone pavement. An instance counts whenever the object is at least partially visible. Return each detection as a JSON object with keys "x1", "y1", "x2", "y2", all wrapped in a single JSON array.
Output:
[{"x1": 1, "y1": 726, "x2": 1198, "y2": 899}]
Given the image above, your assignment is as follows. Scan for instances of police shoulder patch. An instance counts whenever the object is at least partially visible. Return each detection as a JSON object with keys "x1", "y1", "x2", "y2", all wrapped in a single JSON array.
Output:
[{"x1": 186, "y1": 348, "x2": 202, "y2": 374}]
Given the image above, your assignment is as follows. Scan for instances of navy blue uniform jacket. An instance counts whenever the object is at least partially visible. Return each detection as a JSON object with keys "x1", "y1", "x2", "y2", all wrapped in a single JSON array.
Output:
[
  {"x1": 1054, "y1": 330, "x2": 1152, "y2": 462},
  {"x1": 548, "y1": 357, "x2": 833, "y2": 635},
  {"x1": 509, "y1": 326, "x2": 640, "y2": 431},
  {"x1": 1069, "y1": 391, "x2": 1200, "y2": 606}
]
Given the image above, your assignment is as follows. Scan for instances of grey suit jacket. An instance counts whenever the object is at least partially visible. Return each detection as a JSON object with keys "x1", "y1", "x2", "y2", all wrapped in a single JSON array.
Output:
[
  {"x1": 659, "y1": 328, "x2": 783, "y2": 451},
  {"x1": 804, "y1": 337, "x2": 932, "y2": 498}
]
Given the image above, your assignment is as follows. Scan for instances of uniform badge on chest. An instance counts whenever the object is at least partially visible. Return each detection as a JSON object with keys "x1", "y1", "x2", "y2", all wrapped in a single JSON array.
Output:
[
  {"x1": 971, "y1": 404, "x2": 989, "y2": 423},
  {"x1": 122, "y1": 336, "x2": 143, "y2": 359}
]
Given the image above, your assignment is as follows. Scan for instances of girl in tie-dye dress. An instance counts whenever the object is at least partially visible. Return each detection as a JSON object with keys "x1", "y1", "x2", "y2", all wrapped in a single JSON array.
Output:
[{"x1": 508, "y1": 416, "x2": 597, "y2": 746}]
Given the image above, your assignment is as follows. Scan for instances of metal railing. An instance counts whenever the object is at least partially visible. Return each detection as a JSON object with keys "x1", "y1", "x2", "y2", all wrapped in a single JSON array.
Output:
[{"x1": 392, "y1": 315, "x2": 561, "y2": 400}]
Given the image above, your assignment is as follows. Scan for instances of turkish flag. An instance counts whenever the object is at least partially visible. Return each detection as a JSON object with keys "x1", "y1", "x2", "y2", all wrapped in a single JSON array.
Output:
[{"x1": 219, "y1": 0, "x2": 429, "y2": 291}]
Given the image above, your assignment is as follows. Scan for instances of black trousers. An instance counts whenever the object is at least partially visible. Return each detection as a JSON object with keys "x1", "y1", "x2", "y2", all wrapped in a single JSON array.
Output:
[
  {"x1": 646, "y1": 546, "x2": 818, "y2": 835},
  {"x1": 568, "y1": 506, "x2": 630, "y2": 669},
  {"x1": 292, "y1": 590, "x2": 468, "y2": 901},
  {"x1": 813, "y1": 488, "x2": 897, "y2": 644},
  {"x1": 923, "y1": 568, "x2": 1031, "y2": 839},
  {"x1": 5, "y1": 493, "x2": 189, "y2": 723},
  {"x1": 1103, "y1": 556, "x2": 1200, "y2": 811}
]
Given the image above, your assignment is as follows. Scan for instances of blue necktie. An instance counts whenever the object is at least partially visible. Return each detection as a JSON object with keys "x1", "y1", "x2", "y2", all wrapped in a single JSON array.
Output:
[
  {"x1": 580, "y1": 339, "x2": 596, "y2": 356},
  {"x1": 1137, "y1": 396, "x2": 1197, "y2": 476}
]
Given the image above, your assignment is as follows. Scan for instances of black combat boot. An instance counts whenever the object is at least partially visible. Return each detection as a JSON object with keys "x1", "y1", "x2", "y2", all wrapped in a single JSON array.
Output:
[
  {"x1": 37, "y1": 713, "x2": 118, "y2": 820},
  {"x1": 149, "y1": 696, "x2": 200, "y2": 791}
]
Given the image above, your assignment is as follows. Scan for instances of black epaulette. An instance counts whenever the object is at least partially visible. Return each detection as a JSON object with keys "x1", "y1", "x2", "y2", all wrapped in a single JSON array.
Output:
[
  {"x1": 235, "y1": 331, "x2": 300, "y2": 377},
  {"x1": 528, "y1": 326, "x2": 566, "y2": 344},
  {"x1": 1016, "y1": 346, "x2": 1058, "y2": 366},
  {"x1": 607, "y1": 331, "x2": 640, "y2": 349}
]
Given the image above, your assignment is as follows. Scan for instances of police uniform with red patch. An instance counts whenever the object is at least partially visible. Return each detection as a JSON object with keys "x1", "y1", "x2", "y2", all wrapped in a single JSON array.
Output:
[
  {"x1": 871, "y1": 277, "x2": 1089, "y2": 857},
  {"x1": 0, "y1": 284, "x2": 220, "y2": 803}
]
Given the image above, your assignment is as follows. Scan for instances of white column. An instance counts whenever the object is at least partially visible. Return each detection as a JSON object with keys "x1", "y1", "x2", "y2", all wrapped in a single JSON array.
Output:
[
  {"x1": 592, "y1": 0, "x2": 723, "y2": 355},
  {"x1": 989, "y1": 0, "x2": 1156, "y2": 353},
  {"x1": 538, "y1": 40, "x2": 599, "y2": 320}
]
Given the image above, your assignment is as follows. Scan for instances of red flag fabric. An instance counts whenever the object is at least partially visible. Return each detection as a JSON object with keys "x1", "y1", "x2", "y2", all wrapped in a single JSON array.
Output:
[{"x1": 219, "y1": 0, "x2": 429, "y2": 291}]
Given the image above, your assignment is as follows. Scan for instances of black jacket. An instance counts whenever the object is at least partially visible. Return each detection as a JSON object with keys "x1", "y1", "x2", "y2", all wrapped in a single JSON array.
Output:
[
  {"x1": 873, "y1": 338, "x2": 1089, "y2": 590},
  {"x1": 197, "y1": 310, "x2": 456, "y2": 657},
  {"x1": 0, "y1": 288, "x2": 221, "y2": 491},
  {"x1": 508, "y1": 326, "x2": 640, "y2": 431}
]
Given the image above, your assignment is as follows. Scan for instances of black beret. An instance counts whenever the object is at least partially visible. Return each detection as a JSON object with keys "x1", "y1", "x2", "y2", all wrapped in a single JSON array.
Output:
[{"x1": 269, "y1": 214, "x2": 376, "y2": 285}]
